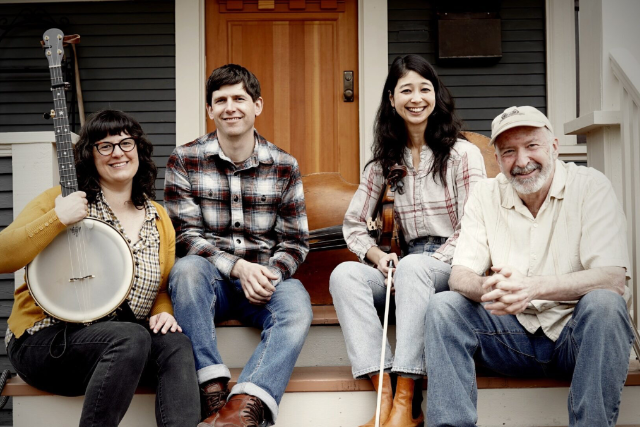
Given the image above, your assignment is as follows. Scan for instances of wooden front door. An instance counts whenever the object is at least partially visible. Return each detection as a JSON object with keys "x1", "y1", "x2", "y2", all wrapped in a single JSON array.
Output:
[{"x1": 206, "y1": 0, "x2": 360, "y2": 183}]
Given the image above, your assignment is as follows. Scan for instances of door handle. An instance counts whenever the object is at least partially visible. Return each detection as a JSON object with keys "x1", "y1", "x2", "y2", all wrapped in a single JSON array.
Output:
[{"x1": 343, "y1": 71, "x2": 354, "y2": 102}]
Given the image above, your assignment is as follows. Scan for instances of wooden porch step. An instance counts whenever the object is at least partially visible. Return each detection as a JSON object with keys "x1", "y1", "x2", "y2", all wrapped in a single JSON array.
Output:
[
  {"x1": 218, "y1": 304, "x2": 339, "y2": 326},
  {"x1": 5, "y1": 360, "x2": 640, "y2": 397}
]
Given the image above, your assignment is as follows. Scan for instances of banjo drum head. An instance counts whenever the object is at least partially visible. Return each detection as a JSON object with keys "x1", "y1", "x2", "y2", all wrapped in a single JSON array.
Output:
[{"x1": 27, "y1": 218, "x2": 134, "y2": 323}]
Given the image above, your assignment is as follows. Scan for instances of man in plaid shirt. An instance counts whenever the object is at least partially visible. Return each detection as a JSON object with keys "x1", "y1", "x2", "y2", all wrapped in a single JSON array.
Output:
[{"x1": 165, "y1": 64, "x2": 312, "y2": 427}]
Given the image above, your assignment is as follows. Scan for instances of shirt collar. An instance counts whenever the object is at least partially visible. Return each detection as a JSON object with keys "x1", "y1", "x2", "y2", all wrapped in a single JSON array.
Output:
[
  {"x1": 95, "y1": 190, "x2": 158, "y2": 222},
  {"x1": 499, "y1": 159, "x2": 567, "y2": 210},
  {"x1": 203, "y1": 130, "x2": 274, "y2": 168}
]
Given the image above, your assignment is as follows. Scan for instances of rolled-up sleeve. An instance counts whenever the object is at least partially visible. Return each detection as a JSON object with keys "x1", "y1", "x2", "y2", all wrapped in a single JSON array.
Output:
[{"x1": 579, "y1": 172, "x2": 629, "y2": 275}]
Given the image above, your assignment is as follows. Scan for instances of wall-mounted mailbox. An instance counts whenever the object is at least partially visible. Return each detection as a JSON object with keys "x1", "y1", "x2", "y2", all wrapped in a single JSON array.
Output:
[{"x1": 437, "y1": 12, "x2": 502, "y2": 64}]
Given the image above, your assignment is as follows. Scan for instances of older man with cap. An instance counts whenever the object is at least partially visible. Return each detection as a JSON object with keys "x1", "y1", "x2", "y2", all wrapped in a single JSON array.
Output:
[{"x1": 423, "y1": 106, "x2": 635, "y2": 426}]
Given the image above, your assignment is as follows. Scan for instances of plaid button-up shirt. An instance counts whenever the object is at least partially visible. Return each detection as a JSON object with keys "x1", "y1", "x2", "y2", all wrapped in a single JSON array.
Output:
[
  {"x1": 164, "y1": 130, "x2": 309, "y2": 283},
  {"x1": 343, "y1": 139, "x2": 486, "y2": 264}
]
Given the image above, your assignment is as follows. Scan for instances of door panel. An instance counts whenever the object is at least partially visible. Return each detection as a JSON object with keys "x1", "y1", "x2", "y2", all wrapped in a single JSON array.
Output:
[{"x1": 206, "y1": 0, "x2": 360, "y2": 183}]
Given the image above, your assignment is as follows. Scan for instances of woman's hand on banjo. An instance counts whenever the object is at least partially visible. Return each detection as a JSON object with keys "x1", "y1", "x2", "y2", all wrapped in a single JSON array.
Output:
[
  {"x1": 150, "y1": 312, "x2": 183, "y2": 334},
  {"x1": 54, "y1": 191, "x2": 88, "y2": 226}
]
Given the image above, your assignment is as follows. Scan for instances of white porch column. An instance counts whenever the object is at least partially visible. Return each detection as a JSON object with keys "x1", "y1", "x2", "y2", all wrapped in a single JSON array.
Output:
[
  {"x1": 565, "y1": 0, "x2": 640, "y2": 329},
  {"x1": 0, "y1": 132, "x2": 78, "y2": 288}
]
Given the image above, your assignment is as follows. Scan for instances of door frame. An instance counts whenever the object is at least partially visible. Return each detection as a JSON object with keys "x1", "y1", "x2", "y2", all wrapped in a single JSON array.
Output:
[
  {"x1": 174, "y1": 0, "x2": 388, "y2": 172},
  {"x1": 173, "y1": 0, "x2": 580, "y2": 167}
]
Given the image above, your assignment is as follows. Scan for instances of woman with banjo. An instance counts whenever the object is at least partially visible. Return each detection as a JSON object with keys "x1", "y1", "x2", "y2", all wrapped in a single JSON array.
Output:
[
  {"x1": 329, "y1": 54, "x2": 486, "y2": 427},
  {"x1": 0, "y1": 109, "x2": 200, "y2": 426}
]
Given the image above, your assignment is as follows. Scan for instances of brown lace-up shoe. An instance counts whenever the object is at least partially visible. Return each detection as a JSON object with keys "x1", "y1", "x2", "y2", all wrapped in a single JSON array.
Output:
[
  {"x1": 212, "y1": 394, "x2": 268, "y2": 427},
  {"x1": 198, "y1": 378, "x2": 229, "y2": 426}
]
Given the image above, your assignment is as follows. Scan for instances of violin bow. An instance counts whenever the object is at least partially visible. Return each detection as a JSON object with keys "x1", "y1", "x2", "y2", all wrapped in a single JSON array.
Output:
[{"x1": 374, "y1": 259, "x2": 395, "y2": 427}]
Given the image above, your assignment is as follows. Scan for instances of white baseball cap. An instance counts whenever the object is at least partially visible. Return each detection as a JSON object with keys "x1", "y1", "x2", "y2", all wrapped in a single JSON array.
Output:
[{"x1": 490, "y1": 106, "x2": 554, "y2": 145}]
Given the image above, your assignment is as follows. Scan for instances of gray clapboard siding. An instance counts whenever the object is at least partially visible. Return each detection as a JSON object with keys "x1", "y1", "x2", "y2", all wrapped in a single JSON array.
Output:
[
  {"x1": 388, "y1": 0, "x2": 547, "y2": 136},
  {"x1": 0, "y1": 0, "x2": 176, "y2": 202},
  {"x1": 0, "y1": 157, "x2": 12, "y2": 425}
]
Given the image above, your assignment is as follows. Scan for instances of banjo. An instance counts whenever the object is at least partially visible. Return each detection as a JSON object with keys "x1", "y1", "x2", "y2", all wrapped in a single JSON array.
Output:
[{"x1": 25, "y1": 28, "x2": 134, "y2": 323}]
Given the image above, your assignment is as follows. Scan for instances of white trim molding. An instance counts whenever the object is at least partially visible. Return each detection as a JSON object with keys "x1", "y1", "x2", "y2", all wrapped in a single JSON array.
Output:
[
  {"x1": 358, "y1": 0, "x2": 387, "y2": 170},
  {"x1": 545, "y1": 0, "x2": 578, "y2": 146},
  {"x1": 175, "y1": 0, "x2": 206, "y2": 146}
]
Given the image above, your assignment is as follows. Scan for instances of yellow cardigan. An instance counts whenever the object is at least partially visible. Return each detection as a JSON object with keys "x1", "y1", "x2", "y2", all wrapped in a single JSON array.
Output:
[{"x1": 0, "y1": 186, "x2": 176, "y2": 339}]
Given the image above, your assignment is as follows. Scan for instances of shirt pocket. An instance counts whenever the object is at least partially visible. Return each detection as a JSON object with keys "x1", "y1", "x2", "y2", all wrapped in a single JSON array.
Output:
[
  {"x1": 245, "y1": 191, "x2": 281, "y2": 235},
  {"x1": 191, "y1": 176, "x2": 231, "y2": 235}
]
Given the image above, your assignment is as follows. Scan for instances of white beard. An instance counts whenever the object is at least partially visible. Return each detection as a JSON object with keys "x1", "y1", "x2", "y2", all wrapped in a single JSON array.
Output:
[{"x1": 508, "y1": 147, "x2": 555, "y2": 195}]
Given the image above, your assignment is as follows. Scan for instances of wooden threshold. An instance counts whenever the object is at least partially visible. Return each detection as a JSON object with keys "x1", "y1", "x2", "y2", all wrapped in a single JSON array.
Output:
[{"x1": 4, "y1": 361, "x2": 640, "y2": 397}]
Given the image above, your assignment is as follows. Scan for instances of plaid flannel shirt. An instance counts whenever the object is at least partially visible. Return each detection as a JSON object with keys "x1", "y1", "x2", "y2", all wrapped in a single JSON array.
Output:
[
  {"x1": 164, "y1": 130, "x2": 309, "y2": 284},
  {"x1": 343, "y1": 139, "x2": 486, "y2": 264}
]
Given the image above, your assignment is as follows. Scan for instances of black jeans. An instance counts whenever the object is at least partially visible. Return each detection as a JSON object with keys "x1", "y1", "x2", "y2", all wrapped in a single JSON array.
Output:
[{"x1": 7, "y1": 320, "x2": 200, "y2": 427}]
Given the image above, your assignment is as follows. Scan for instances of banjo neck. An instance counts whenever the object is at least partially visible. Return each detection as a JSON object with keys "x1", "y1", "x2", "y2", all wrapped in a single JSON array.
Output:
[{"x1": 43, "y1": 28, "x2": 78, "y2": 197}]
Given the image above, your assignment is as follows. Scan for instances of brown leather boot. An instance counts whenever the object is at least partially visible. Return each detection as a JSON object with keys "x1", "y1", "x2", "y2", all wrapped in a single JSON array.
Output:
[
  {"x1": 383, "y1": 376, "x2": 424, "y2": 427},
  {"x1": 359, "y1": 373, "x2": 393, "y2": 427},
  {"x1": 198, "y1": 378, "x2": 229, "y2": 426},
  {"x1": 212, "y1": 394, "x2": 267, "y2": 427}
]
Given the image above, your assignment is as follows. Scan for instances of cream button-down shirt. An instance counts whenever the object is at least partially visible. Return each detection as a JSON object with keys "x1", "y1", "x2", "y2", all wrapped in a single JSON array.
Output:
[{"x1": 453, "y1": 160, "x2": 629, "y2": 341}]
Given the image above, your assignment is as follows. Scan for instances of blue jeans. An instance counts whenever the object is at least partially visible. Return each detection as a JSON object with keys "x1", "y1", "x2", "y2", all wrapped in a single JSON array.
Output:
[
  {"x1": 424, "y1": 290, "x2": 635, "y2": 427},
  {"x1": 330, "y1": 236, "x2": 451, "y2": 378},
  {"x1": 8, "y1": 321, "x2": 199, "y2": 427},
  {"x1": 168, "y1": 255, "x2": 312, "y2": 423}
]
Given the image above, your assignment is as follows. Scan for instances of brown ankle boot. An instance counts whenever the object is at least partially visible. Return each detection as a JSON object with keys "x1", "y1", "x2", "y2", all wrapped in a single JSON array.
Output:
[
  {"x1": 212, "y1": 394, "x2": 267, "y2": 427},
  {"x1": 359, "y1": 373, "x2": 393, "y2": 427},
  {"x1": 198, "y1": 378, "x2": 229, "y2": 426},
  {"x1": 383, "y1": 376, "x2": 424, "y2": 427}
]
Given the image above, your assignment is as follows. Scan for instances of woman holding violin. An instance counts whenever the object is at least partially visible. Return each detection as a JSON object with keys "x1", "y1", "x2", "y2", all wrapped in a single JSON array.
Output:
[{"x1": 329, "y1": 54, "x2": 486, "y2": 426}]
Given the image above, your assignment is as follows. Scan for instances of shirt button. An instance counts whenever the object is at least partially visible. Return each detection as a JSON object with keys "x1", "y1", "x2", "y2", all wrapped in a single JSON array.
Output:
[
  {"x1": 44, "y1": 223, "x2": 49, "y2": 227},
  {"x1": 533, "y1": 223, "x2": 538, "y2": 228},
  {"x1": 236, "y1": 239, "x2": 241, "y2": 244},
  {"x1": 235, "y1": 222, "x2": 240, "y2": 227},
  {"x1": 532, "y1": 255, "x2": 537, "y2": 260},
  {"x1": 39, "y1": 226, "x2": 44, "y2": 230},
  {"x1": 234, "y1": 195, "x2": 239, "y2": 202}
]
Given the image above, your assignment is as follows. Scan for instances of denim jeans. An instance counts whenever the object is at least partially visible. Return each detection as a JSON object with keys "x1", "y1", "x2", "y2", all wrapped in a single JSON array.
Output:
[
  {"x1": 329, "y1": 236, "x2": 451, "y2": 378},
  {"x1": 424, "y1": 290, "x2": 635, "y2": 427},
  {"x1": 168, "y1": 255, "x2": 312, "y2": 424},
  {"x1": 7, "y1": 321, "x2": 200, "y2": 427}
]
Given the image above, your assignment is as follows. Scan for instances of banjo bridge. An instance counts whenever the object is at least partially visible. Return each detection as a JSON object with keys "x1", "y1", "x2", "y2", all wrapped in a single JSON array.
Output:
[{"x1": 69, "y1": 275, "x2": 95, "y2": 282}]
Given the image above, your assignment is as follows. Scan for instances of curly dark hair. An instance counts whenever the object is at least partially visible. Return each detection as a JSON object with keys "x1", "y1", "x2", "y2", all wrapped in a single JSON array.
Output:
[
  {"x1": 369, "y1": 54, "x2": 464, "y2": 184},
  {"x1": 206, "y1": 63, "x2": 261, "y2": 105},
  {"x1": 74, "y1": 109, "x2": 157, "y2": 208}
]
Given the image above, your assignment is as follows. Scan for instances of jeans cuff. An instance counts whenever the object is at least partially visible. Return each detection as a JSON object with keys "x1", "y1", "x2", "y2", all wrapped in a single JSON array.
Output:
[
  {"x1": 352, "y1": 363, "x2": 393, "y2": 379},
  {"x1": 391, "y1": 366, "x2": 427, "y2": 376},
  {"x1": 230, "y1": 382, "x2": 279, "y2": 424},
  {"x1": 197, "y1": 364, "x2": 231, "y2": 384}
]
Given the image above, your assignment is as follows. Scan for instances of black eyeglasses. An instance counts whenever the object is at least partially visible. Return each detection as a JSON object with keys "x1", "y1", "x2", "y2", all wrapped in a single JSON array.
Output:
[{"x1": 94, "y1": 138, "x2": 137, "y2": 156}]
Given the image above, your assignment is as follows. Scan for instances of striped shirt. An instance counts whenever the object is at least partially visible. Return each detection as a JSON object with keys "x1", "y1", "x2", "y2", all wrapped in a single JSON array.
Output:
[
  {"x1": 452, "y1": 160, "x2": 630, "y2": 341},
  {"x1": 164, "y1": 130, "x2": 309, "y2": 284},
  {"x1": 343, "y1": 139, "x2": 487, "y2": 264},
  {"x1": 5, "y1": 193, "x2": 161, "y2": 346}
]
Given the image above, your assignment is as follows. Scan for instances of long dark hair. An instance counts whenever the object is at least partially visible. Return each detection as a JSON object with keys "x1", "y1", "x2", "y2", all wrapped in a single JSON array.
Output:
[
  {"x1": 74, "y1": 110, "x2": 157, "y2": 208},
  {"x1": 369, "y1": 54, "x2": 463, "y2": 184}
]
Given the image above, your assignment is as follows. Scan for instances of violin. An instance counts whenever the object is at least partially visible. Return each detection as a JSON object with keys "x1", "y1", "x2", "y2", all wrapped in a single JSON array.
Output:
[{"x1": 367, "y1": 164, "x2": 408, "y2": 256}]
